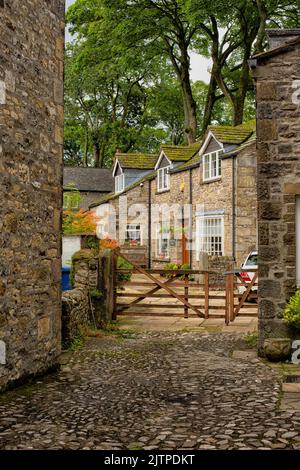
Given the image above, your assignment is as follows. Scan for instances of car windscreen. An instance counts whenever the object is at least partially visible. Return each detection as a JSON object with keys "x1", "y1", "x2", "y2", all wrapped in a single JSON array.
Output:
[{"x1": 245, "y1": 254, "x2": 257, "y2": 266}]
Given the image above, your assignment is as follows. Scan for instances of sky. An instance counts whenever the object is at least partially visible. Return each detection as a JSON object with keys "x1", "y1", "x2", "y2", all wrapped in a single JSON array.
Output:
[{"x1": 65, "y1": 0, "x2": 211, "y2": 84}]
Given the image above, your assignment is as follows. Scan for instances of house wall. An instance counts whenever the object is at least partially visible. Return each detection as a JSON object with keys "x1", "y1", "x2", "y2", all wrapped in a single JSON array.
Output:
[
  {"x1": 79, "y1": 191, "x2": 108, "y2": 211},
  {"x1": 95, "y1": 143, "x2": 257, "y2": 273},
  {"x1": 0, "y1": 0, "x2": 64, "y2": 390},
  {"x1": 234, "y1": 143, "x2": 258, "y2": 265},
  {"x1": 252, "y1": 42, "x2": 300, "y2": 352}
]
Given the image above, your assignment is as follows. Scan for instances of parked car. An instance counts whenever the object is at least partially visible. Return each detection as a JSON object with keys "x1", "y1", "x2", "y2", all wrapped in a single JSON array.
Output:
[{"x1": 237, "y1": 251, "x2": 258, "y2": 299}]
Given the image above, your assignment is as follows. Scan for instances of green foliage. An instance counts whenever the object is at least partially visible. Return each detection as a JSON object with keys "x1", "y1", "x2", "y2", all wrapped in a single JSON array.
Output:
[
  {"x1": 283, "y1": 288, "x2": 300, "y2": 331},
  {"x1": 86, "y1": 236, "x2": 98, "y2": 250},
  {"x1": 117, "y1": 257, "x2": 133, "y2": 283},
  {"x1": 63, "y1": 183, "x2": 82, "y2": 210},
  {"x1": 244, "y1": 332, "x2": 258, "y2": 349},
  {"x1": 62, "y1": 336, "x2": 83, "y2": 351},
  {"x1": 89, "y1": 289, "x2": 103, "y2": 300},
  {"x1": 66, "y1": 0, "x2": 299, "y2": 155},
  {"x1": 162, "y1": 263, "x2": 192, "y2": 280}
]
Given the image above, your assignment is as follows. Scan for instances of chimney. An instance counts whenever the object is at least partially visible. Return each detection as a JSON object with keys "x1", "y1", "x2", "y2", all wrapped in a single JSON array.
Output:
[{"x1": 266, "y1": 29, "x2": 300, "y2": 50}]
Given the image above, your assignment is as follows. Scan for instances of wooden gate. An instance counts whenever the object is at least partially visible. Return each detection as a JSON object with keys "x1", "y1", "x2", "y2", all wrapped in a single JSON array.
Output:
[
  {"x1": 224, "y1": 269, "x2": 258, "y2": 324},
  {"x1": 114, "y1": 251, "x2": 258, "y2": 321}
]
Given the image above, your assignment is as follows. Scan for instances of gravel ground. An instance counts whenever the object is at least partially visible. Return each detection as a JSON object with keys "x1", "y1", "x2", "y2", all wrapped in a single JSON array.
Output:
[{"x1": 0, "y1": 331, "x2": 300, "y2": 450}]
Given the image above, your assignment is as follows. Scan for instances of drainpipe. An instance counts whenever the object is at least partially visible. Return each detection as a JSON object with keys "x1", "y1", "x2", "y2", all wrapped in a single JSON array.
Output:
[
  {"x1": 148, "y1": 179, "x2": 152, "y2": 269},
  {"x1": 232, "y1": 156, "x2": 236, "y2": 262},
  {"x1": 189, "y1": 169, "x2": 193, "y2": 269}
]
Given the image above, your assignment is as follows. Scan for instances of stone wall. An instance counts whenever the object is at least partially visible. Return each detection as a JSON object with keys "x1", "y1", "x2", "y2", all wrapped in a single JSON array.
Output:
[
  {"x1": 251, "y1": 33, "x2": 300, "y2": 353},
  {"x1": 0, "y1": 1, "x2": 64, "y2": 390},
  {"x1": 72, "y1": 249, "x2": 116, "y2": 325},
  {"x1": 207, "y1": 256, "x2": 235, "y2": 289},
  {"x1": 62, "y1": 289, "x2": 89, "y2": 343}
]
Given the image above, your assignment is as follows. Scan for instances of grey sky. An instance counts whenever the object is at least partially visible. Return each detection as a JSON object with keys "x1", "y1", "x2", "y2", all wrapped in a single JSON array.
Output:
[{"x1": 65, "y1": 0, "x2": 211, "y2": 84}]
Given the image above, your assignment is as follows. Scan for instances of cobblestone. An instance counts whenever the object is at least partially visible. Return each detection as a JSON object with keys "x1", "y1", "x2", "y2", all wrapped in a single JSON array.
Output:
[{"x1": 0, "y1": 331, "x2": 300, "y2": 450}]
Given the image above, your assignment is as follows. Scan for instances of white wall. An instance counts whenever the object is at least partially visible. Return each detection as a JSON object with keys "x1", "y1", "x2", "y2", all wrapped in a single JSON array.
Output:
[{"x1": 62, "y1": 236, "x2": 81, "y2": 267}]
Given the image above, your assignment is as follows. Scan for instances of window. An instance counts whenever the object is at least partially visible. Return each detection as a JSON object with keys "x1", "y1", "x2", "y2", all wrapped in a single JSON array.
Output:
[
  {"x1": 157, "y1": 166, "x2": 170, "y2": 192},
  {"x1": 203, "y1": 151, "x2": 222, "y2": 181},
  {"x1": 197, "y1": 216, "x2": 223, "y2": 256},
  {"x1": 156, "y1": 225, "x2": 170, "y2": 259},
  {"x1": 63, "y1": 192, "x2": 80, "y2": 210},
  {"x1": 115, "y1": 173, "x2": 125, "y2": 193},
  {"x1": 125, "y1": 224, "x2": 142, "y2": 246}
]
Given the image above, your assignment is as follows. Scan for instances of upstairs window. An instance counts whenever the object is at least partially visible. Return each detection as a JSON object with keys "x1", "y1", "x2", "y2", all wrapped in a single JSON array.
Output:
[
  {"x1": 203, "y1": 151, "x2": 222, "y2": 182},
  {"x1": 115, "y1": 173, "x2": 125, "y2": 193},
  {"x1": 157, "y1": 166, "x2": 170, "y2": 192}
]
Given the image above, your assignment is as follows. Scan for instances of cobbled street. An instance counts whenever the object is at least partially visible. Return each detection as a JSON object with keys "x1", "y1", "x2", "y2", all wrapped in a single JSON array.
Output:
[{"x1": 1, "y1": 331, "x2": 300, "y2": 450}]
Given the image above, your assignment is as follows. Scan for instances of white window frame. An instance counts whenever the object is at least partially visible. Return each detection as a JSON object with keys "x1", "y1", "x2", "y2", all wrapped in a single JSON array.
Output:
[
  {"x1": 196, "y1": 215, "x2": 224, "y2": 258},
  {"x1": 125, "y1": 224, "x2": 142, "y2": 245},
  {"x1": 157, "y1": 166, "x2": 170, "y2": 192},
  {"x1": 203, "y1": 150, "x2": 222, "y2": 182},
  {"x1": 115, "y1": 173, "x2": 125, "y2": 193},
  {"x1": 156, "y1": 224, "x2": 170, "y2": 259}
]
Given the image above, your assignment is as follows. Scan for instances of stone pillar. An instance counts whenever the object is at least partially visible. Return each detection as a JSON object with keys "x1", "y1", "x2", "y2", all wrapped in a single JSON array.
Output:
[
  {"x1": 0, "y1": 0, "x2": 64, "y2": 391},
  {"x1": 250, "y1": 30, "x2": 300, "y2": 355},
  {"x1": 72, "y1": 248, "x2": 117, "y2": 326}
]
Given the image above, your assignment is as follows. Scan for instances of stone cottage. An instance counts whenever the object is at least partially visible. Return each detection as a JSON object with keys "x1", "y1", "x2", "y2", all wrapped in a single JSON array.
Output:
[
  {"x1": 63, "y1": 167, "x2": 114, "y2": 210},
  {"x1": 250, "y1": 29, "x2": 300, "y2": 353},
  {"x1": 91, "y1": 122, "x2": 257, "y2": 272},
  {"x1": 0, "y1": 0, "x2": 64, "y2": 390}
]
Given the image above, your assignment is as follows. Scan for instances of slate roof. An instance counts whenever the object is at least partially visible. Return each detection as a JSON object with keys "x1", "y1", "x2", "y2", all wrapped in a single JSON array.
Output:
[
  {"x1": 222, "y1": 132, "x2": 257, "y2": 159},
  {"x1": 63, "y1": 167, "x2": 114, "y2": 193},
  {"x1": 116, "y1": 153, "x2": 158, "y2": 170},
  {"x1": 173, "y1": 122, "x2": 256, "y2": 173},
  {"x1": 251, "y1": 31, "x2": 300, "y2": 62},
  {"x1": 161, "y1": 142, "x2": 201, "y2": 162},
  {"x1": 208, "y1": 121, "x2": 255, "y2": 145},
  {"x1": 89, "y1": 172, "x2": 156, "y2": 208}
]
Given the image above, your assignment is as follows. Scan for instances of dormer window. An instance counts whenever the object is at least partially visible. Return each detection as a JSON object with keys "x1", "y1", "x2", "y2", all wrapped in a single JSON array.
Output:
[
  {"x1": 203, "y1": 150, "x2": 222, "y2": 182},
  {"x1": 157, "y1": 166, "x2": 170, "y2": 192},
  {"x1": 115, "y1": 173, "x2": 125, "y2": 193}
]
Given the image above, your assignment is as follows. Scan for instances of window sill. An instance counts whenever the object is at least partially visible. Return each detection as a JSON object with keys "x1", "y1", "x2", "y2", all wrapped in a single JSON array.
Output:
[
  {"x1": 153, "y1": 258, "x2": 170, "y2": 263},
  {"x1": 202, "y1": 177, "x2": 222, "y2": 184},
  {"x1": 156, "y1": 188, "x2": 170, "y2": 194}
]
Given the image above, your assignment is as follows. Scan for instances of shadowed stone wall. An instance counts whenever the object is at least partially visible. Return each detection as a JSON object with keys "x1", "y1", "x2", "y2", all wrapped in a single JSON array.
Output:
[
  {"x1": 251, "y1": 30, "x2": 300, "y2": 353},
  {"x1": 0, "y1": 0, "x2": 65, "y2": 390}
]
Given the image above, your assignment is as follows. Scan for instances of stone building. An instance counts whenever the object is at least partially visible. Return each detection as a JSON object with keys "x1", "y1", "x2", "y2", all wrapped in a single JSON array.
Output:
[
  {"x1": 250, "y1": 29, "x2": 300, "y2": 353},
  {"x1": 63, "y1": 167, "x2": 114, "y2": 210},
  {"x1": 91, "y1": 122, "x2": 257, "y2": 271},
  {"x1": 0, "y1": 0, "x2": 64, "y2": 390}
]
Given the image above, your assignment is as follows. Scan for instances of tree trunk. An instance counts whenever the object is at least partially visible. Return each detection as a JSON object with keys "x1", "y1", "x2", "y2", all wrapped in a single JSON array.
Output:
[
  {"x1": 202, "y1": 73, "x2": 218, "y2": 134},
  {"x1": 84, "y1": 127, "x2": 89, "y2": 167},
  {"x1": 93, "y1": 142, "x2": 100, "y2": 167},
  {"x1": 99, "y1": 144, "x2": 105, "y2": 168},
  {"x1": 180, "y1": 65, "x2": 197, "y2": 144},
  {"x1": 165, "y1": 35, "x2": 197, "y2": 145}
]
